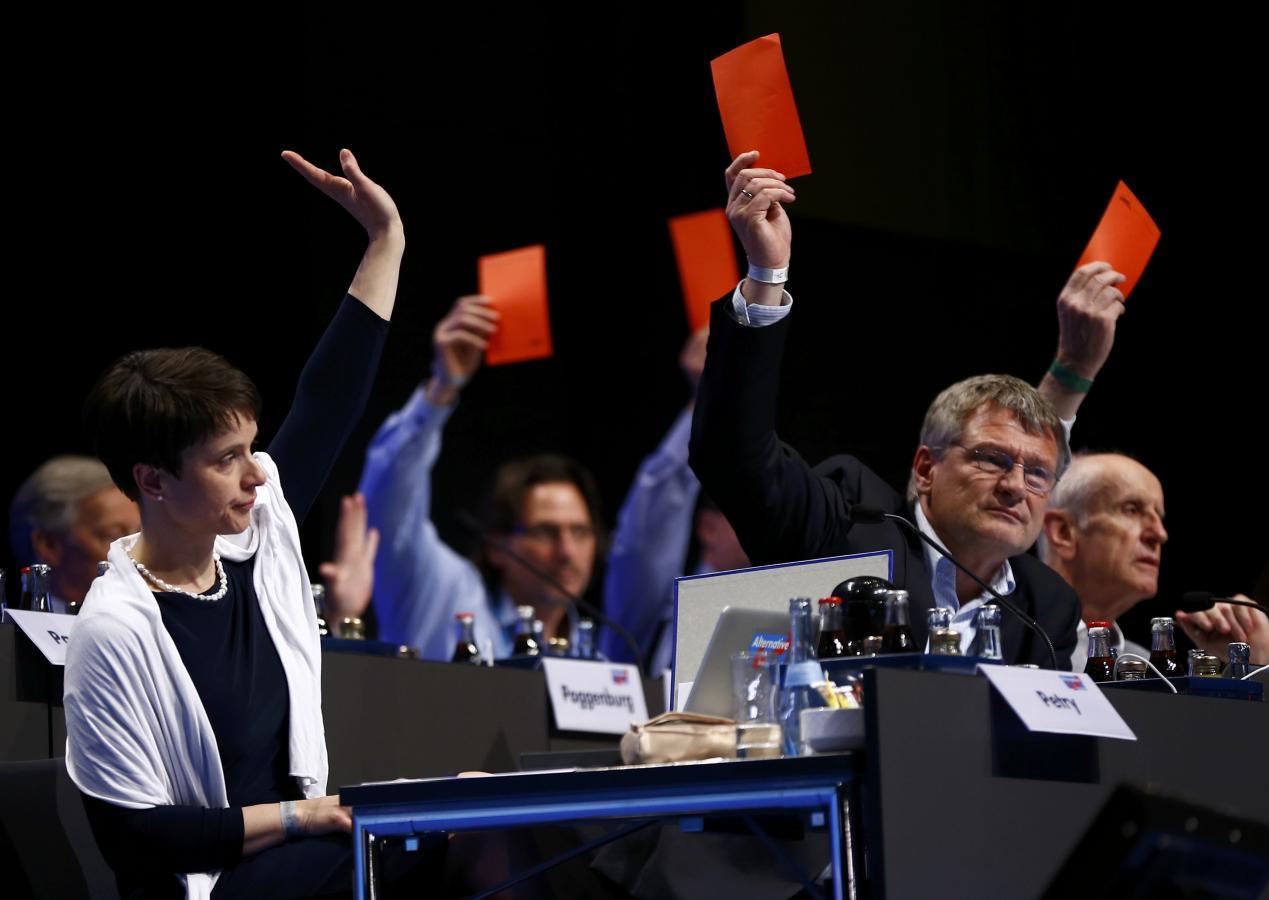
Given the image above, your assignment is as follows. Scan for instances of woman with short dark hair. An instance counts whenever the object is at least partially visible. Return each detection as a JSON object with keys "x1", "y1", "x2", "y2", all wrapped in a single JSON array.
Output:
[{"x1": 64, "y1": 149, "x2": 416, "y2": 899}]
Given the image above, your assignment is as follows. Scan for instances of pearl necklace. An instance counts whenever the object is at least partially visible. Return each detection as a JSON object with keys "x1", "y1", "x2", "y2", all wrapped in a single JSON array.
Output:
[{"x1": 127, "y1": 549, "x2": 229, "y2": 602}]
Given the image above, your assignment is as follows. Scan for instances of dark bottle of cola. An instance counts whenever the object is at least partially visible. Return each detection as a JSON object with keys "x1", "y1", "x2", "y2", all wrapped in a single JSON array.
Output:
[
  {"x1": 842, "y1": 595, "x2": 876, "y2": 656},
  {"x1": 815, "y1": 597, "x2": 848, "y2": 659},
  {"x1": 832, "y1": 576, "x2": 893, "y2": 642},
  {"x1": 879, "y1": 590, "x2": 917, "y2": 653},
  {"x1": 1149, "y1": 617, "x2": 1184, "y2": 676},
  {"x1": 512, "y1": 605, "x2": 540, "y2": 657},
  {"x1": 1087, "y1": 620, "x2": 1116, "y2": 658},
  {"x1": 450, "y1": 612, "x2": 482, "y2": 664},
  {"x1": 1084, "y1": 626, "x2": 1116, "y2": 683}
]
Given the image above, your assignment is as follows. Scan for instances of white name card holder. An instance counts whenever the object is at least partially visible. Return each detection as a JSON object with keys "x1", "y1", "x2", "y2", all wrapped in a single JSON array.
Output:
[
  {"x1": 6, "y1": 610, "x2": 76, "y2": 666},
  {"x1": 980, "y1": 664, "x2": 1136, "y2": 741},
  {"x1": 541, "y1": 658, "x2": 649, "y2": 735}
]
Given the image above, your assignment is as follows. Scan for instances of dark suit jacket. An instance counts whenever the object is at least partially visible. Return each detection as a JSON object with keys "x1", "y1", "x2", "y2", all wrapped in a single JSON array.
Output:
[{"x1": 688, "y1": 295, "x2": 1081, "y2": 668}]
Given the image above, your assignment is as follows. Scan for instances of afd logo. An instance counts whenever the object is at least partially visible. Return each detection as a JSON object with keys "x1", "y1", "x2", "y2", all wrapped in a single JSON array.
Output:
[
  {"x1": 611, "y1": 670, "x2": 629, "y2": 685},
  {"x1": 749, "y1": 632, "x2": 791, "y2": 655},
  {"x1": 1060, "y1": 675, "x2": 1086, "y2": 691}
]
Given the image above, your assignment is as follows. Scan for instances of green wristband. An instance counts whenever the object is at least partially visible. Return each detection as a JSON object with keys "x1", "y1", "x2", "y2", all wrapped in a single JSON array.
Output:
[{"x1": 1048, "y1": 359, "x2": 1093, "y2": 394}]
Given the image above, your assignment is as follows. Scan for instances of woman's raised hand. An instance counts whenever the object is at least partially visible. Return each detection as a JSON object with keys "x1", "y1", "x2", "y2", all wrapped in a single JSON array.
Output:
[{"x1": 282, "y1": 149, "x2": 403, "y2": 241}]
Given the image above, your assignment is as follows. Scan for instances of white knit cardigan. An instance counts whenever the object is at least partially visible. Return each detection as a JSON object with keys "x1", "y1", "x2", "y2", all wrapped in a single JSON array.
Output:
[{"x1": 64, "y1": 453, "x2": 328, "y2": 900}]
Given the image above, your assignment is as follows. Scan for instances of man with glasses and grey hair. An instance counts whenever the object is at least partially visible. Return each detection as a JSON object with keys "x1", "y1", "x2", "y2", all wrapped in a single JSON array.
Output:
[{"x1": 688, "y1": 152, "x2": 1132, "y2": 666}]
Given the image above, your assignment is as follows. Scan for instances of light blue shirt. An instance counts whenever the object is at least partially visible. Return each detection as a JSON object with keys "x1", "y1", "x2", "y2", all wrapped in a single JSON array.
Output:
[
  {"x1": 729, "y1": 283, "x2": 793, "y2": 325},
  {"x1": 360, "y1": 387, "x2": 520, "y2": 660},
  {"x1": 600, "y1": 406, "x2": 701, "y2": 667},
  {"x1": 914, "y1": 502, "x2": 1015, "y2": 654},
  {"x1": 1071, "y1": 619, "x2": 1150, "y2": 673}
]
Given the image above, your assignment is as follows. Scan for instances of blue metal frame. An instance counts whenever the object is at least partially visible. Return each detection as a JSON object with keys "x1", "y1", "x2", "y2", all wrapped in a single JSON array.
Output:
[
  {"x1": 351, "y1": 767, "x2": 855, "y2": 900},
  {"x1": 672, "y1": 547, "x2": 895, "y2": 587}
]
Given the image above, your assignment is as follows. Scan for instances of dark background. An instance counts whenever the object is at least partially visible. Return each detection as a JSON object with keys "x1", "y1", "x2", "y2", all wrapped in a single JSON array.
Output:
[{"x1": 5, "y1": 3, "x2": 1265, "y2": 646}]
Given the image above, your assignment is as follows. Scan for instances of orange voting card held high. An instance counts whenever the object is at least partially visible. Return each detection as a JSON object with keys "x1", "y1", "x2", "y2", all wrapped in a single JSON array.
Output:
[
  {"x1": 1075, "y1": 181, "x2": 1161, "y2": 300},
  {"x1": 711, "y1": 34, "x2": 811, "y2": 179},
  {"x1": 478, "y1": 245, "x2": 553, "y2": 366},
  {"x1": 668, "y1": 209, "x2": 740, "y2": 332}
]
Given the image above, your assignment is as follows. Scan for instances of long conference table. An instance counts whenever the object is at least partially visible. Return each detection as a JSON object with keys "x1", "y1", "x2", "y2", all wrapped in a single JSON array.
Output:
[
  {"x1": 4, "y1": 623, "x2": 1268, "y2": 899},
  {"x1": 337, "y1": 665, "x2": 1269, "y2": 899},
  {"x1": 346, "y1": 753, "x2": 864, "y2": 899},
  {"x1": 0, "y1": 625, "x2": 663, "y2": 783}
]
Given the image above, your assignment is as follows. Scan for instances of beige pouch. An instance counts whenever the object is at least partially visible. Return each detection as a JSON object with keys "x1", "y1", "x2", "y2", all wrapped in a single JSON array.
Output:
[{"x1": 620, "y1": 711, "x2": 737, "y2": 764}]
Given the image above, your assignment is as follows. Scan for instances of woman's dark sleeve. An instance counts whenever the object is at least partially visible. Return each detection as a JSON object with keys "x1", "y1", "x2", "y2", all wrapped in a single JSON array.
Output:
[
  {"x1": 82, "y1": 794, "x2": 244, "y2": 875},
  {"x1": 267, "y1": 295, "x2": 389, "y2": 524}
]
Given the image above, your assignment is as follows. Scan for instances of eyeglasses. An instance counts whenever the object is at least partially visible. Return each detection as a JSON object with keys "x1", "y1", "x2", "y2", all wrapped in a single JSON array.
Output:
[
  {"x1": 513, "y1": 522, "x2": 596, "y2": 544},
  {"x1": 940, "y1": 443, "x2": 1058, "y2": 495}
]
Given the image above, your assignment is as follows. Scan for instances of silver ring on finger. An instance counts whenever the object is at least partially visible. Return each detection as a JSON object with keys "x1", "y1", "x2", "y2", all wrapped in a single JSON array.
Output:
[{"x1": 740, "y1": 189, "x2": 754, "y2": 200}]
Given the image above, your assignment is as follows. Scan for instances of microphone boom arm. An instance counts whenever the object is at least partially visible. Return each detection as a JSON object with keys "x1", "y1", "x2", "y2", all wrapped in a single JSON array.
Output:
[{"x1": 879, "y1": 511, "x2": 1061, "y2": 671}]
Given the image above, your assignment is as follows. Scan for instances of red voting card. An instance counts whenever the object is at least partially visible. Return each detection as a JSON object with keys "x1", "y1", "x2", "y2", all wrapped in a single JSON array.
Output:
[
  {"x1": 1075, "y1": 181, "x2": 1161, "y2": 300},
  {"x1": 668, "y1": 209, "x2": 740, "y2": 332},
  {"x1": 478, "y1": 245, "x2": 553, "y2": 366},
  {"x1": 711, "y1": 34, "x2": 812, "y2": 178}
]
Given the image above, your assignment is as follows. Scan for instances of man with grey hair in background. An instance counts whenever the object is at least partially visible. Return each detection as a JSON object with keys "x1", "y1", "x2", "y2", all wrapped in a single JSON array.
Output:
[
  {"x1": 689, "y1": 151, "x2": 1134, "y2": 666},
  {"x1": 1041, "y1": 452, "x2": 1269, "y2": 668},
  {"x1": 9, "y1": 457, "x2": 404, "y2": 626},
  {"x1": 9, "y1": 455, "x2": 140, "y2": 612}
]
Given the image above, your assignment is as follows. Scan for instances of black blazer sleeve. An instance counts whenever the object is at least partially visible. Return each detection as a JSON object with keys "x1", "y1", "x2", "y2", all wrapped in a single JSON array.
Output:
[
  {"x1": 1005, "y1": 554, "x2": 1084, "y2": 669},
  {"x1": 268, "y1": 294, "x2": 389, "y2": 525},
  {"x1": 689, "y1": 296, "x2": 870, "y2": 566}
]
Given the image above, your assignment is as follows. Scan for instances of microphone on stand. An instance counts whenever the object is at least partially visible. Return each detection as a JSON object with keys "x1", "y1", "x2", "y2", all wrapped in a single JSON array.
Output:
[
  {"x1": 848, "y1": 503, "x2": 1060, "y2": 670},
  {"x1": 455, "y1": 510, "x2": 646, "y2": 673},
  {"x1": 1177, "y1": 590, "x2": 1269, "y2": 617}
]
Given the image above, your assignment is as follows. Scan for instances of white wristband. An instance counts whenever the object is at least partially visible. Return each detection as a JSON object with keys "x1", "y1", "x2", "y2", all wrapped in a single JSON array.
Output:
[
  {"x1": 747, "y1": 263, "x2": 789, "y2": 284},
  {"x1": 279, "y1": 800, "x2": 303, "y2": 839}
]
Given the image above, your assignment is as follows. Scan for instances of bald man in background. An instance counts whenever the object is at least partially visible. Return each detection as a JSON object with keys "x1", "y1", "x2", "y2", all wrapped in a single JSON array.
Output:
[{"x1": 1040, "y1": 452, "x2": 1268, "y2": 667}]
